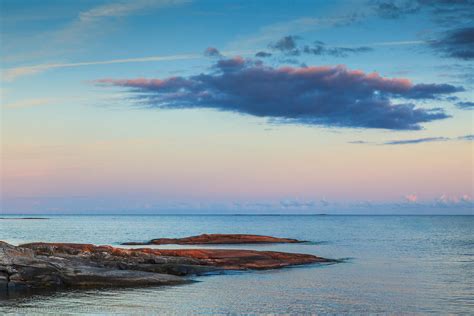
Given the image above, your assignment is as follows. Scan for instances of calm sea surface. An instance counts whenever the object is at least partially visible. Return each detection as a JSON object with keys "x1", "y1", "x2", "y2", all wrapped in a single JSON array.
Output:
[{"x1": 1, "y1": 215, "x2": 473, "y2": 314}]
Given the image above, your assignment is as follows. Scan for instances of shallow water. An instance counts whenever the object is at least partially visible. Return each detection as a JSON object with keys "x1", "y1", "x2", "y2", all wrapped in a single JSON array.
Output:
[{"x1": 1, "y1": 215, "x2": 473, "y2": 314}]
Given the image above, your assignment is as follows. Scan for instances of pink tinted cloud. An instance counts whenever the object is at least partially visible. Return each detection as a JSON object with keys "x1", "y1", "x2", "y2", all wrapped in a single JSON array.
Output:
[
  {"x1": 96, "y1": 57, "x2": 462, "y2": 130},
  {"x1": 405, "y1": 194, "x2": 418, "y2": 203}
]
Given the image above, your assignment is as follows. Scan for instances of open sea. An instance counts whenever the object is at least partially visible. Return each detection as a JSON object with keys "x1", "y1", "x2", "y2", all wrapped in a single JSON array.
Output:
[{"x1": 1, "y1": 215, "x2": 473, "y2": 314}]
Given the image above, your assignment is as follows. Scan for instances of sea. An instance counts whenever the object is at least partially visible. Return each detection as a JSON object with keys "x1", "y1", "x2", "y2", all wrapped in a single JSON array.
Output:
[{"x1": 1, "y1": 215, "x2": 473, "y2": 314}]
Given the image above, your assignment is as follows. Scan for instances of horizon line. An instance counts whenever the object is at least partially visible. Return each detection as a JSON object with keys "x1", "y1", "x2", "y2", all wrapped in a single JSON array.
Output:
[{"x1": 1, "y1": 213, "x2": 472, "y2": 216}]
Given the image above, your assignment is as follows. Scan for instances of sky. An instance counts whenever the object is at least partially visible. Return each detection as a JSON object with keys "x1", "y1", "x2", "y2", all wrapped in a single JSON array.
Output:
[{"x1": 1, "y1": 0, "x2": 473, "y2": 214}]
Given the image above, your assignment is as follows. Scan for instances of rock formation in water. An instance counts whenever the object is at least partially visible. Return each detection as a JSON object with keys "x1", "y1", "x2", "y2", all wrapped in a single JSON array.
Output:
[
  {"x1": 122, "y1": 233, "x2": 305, "y2": 245},
  {"x1": 1, "y1": 240, "x2": 331, "y2": 296},
  {"x1": 0, "y1": 241, "x2": 187, "y2": 295}
]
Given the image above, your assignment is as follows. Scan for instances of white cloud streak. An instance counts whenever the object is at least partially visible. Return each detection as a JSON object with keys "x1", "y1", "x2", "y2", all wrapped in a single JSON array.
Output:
[
  {"x1": 370, "y1": 40, "x2": 426, "y2": 46},
  {"x1": 2, "y1": 49, "x2": 257, "y2": 81},
  {"x1": 2, "y1": 53, "x2": 201, "y2": 81},
  {"x1": 1, "y1": 0, "x2": 192, "y2": 68},
  {"x1": 3, "y1": 98, "x2": 57, "y2": 109},
  {"x1": 77, "y1": 0, "x2": 191, "y2": 22},
  {"x1": 229, "y1": 16, "x2": 357, "y2": 50}
]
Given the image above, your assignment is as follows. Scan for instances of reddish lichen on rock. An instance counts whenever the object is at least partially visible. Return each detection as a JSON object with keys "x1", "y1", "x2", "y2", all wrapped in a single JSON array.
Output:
[
  {"x1": 20, "y1": 242, "x2": 328, "y2": 270},
  {"x1": 1, "y1": 238, "x2": 332, "y2": 296},
  {"x1": 122, "y1": 234, "x2": 304, "y2": 245}
]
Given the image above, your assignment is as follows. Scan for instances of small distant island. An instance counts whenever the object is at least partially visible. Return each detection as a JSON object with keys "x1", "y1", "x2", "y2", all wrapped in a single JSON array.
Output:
[
  {"x1": 0, "y1": 217, "x2": 49, "y2": 220},
  {"x1": 1, "y1": 234, "x2": 333, "y2": 297},
  {"x1": 122, "y1": 233, "x2": 306, "y2": 245}
]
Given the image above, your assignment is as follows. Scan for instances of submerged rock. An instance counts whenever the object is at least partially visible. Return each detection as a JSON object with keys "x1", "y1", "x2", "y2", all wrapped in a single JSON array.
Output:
[{"x1": 122, "y1": 233, "x2": 305, "y2": 245}]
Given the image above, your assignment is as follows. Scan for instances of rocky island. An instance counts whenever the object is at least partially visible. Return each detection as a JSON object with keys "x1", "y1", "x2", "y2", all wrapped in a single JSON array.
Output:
[
  {"x1": 122, "y1": 233, "x2": 305, "y2": 245},
  {"x1": 1, "y1": 235, "x2": 333, "y2": 297}
]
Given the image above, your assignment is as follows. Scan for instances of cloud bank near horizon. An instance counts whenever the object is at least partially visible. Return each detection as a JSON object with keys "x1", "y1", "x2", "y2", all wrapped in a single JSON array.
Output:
[
  {"x1": 2, "y1": 194, "x2": 472, "y2": 214},
  {"x1": 96, "y1": 56, "x2": 462, "y2": 130}
]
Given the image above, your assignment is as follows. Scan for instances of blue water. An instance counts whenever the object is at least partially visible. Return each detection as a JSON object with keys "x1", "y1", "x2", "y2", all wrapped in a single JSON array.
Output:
[{"x1": 1, "y1": 215, "x2": 473, "y2": 314}]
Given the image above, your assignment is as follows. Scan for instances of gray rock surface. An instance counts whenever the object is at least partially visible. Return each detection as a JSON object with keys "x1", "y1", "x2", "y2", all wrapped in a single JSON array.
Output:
[{"x1": 0, "y1": 241, "x2": 187, "y2": 295}]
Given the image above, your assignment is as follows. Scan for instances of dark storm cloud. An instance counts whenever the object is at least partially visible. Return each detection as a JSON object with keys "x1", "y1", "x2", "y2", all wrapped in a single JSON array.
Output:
[{"x1": 96, "y1": 57, "x2": 463, "y2": 130}]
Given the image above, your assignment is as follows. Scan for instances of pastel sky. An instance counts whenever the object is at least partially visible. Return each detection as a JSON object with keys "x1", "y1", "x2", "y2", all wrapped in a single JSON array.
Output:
[{"x1": 1, "y1": 0, "x2": 473, "y2": 214}]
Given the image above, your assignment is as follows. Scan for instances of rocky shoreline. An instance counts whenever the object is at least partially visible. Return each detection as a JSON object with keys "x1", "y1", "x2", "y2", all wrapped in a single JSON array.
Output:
[{"x1": 1, "y1": 235, "x2": 333, "y2": 297}]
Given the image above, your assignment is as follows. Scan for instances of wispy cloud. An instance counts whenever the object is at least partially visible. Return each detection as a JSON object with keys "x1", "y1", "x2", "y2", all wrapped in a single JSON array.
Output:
[
  {"x1": 2, "y1": 53, "x2": 201, "y2": 81},
  {"x1": 229, "y1": 5, "x2": 426, "y2": 52},
  {"x1": 458, "y1": 134, "x2": 474, "y2": 141},
  {"x1": 302, "y1": 41, "x2": 373, "y2": 57},
  {"x1": 383, "y1": 137, "x2": 450, "y2": 145},
  {"x1": 348, "y1": 140, "x2": 372, "y2": 144},
  {"x1": 456, "y1": 101, "x2": 474, "y2": 109},
  {"x1": 62, "y1": 0, "x2": 190, "y2": 40},
  {"x1": 203, "y1": 47, "x2": 223, "y2": 58},
  {"x1": 430, "y1": 27, "x2": 474, "y2": 61},
  {"x1": 268, "y1": 35, "x2": 374, "y2": 58},
  {"x1": 3, "y1": 98, "x2": 57, "y2": 109},
  {"x1": 78, "y1": 0, "x2": 187, "y2": 22},
  {"x1": 369, "y1": 40, "x2": 425, "y2": 46},
  {"x1": 2, "y1": 0, "x2": 191, "y2": 66},
  {"x1": 384, "y1": 135, "x2": 474, "y2": 145},
  {"x1": 2, "y1": 48, "x2": 259, "y2": 81},
  {"x1": 229, "y1": 14, "x2": 362, "y2": 50},
  {"x1": 351, "y1": 134, "x2": 474, "y2": 145},
  {"x1": 371, "y1": 0, "x2": 474, "y2": 27},
  {"x1": 255, "y1": 51, "x2": 272, "y2": 58},
  {"x1": 371, "y1": 1, "x2": 474, "y2": 62},
  {"x1": 2, "y1": 93, "x2": 133, "y2": 110},
  {"x1": 372, "y1": 0, "x2": 420, "y2": 19}
]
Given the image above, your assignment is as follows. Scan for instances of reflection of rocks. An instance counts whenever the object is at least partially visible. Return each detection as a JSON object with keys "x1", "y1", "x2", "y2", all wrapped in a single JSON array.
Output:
[
  {"x1": 1, "y1": 240, "x2": 332, "y2": 296},
  {"x1": 122, "y1": 234, "x2": 305, "y2": 245}
]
